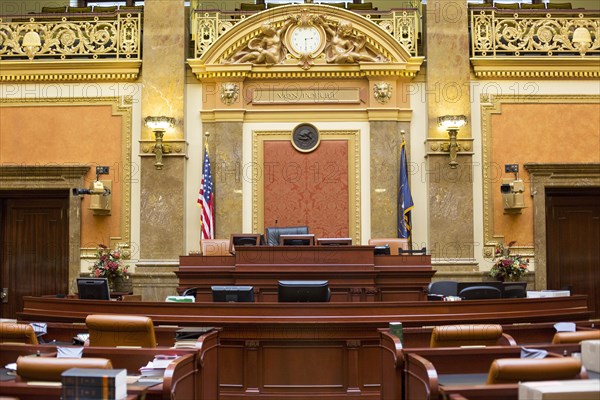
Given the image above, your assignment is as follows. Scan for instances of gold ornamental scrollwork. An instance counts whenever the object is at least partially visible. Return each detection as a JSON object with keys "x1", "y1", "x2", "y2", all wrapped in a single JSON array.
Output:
[
  {"x1": 191, "y1": 4, "x2": 420, "y2": 60},
  {"x1": 0, "y1": 13, "x2": 141, "y2": 60}
]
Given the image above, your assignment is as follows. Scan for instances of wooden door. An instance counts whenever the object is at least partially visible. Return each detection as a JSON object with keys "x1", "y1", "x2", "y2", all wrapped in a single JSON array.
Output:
[
  {"x1": 0, "y1": 192, "x2": 69, "y2": 319},
  {"x1": 546, "y1": 188, "x2": 600, "y2": 318}
]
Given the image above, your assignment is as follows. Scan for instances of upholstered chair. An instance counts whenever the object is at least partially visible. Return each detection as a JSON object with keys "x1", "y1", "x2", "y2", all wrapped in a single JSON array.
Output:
[
  {"x1": 552, "y1": 330, "x2": 600, "y2": 344},
  {"x1": 0, "y1": 322, "x2": 39, "y2": 345},
  {"x1": 486, "y1": 357, "x2": 585, "y2": 384},
  {"x1": 200, "y1": 239, "x2": 231, "y2": 256},
  {"x1": 86, "y1": 314, "x2": 157, "y2": 348},
  {"x1": 430, "y1": 324, "x2": 516, "y2": 348},
  {"x1": 16, "y1": 356, "x2": 112, "y2": 382},
  {"x1": 265, "y1": 226, "x2": 309, "y2": 246}
]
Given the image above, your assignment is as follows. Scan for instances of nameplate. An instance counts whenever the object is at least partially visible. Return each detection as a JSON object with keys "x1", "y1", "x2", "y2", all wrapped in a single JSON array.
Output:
[{"x1": 252, "y1": 88, "x2": 360, "y2": 105}]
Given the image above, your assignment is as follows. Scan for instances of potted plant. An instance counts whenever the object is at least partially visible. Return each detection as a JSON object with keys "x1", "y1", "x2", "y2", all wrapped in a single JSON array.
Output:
[
  {"x1": 90, "y1": 244, "x2": 129, "y2": 290},
  {"x1": 489, "y1": 241, "x2": 529, "y2": 282}
]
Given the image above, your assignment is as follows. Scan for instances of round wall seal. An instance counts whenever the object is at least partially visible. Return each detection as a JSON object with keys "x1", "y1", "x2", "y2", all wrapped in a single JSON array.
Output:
[{"x1": 291, "y1": 123, "x2": 320, "y2": 153}]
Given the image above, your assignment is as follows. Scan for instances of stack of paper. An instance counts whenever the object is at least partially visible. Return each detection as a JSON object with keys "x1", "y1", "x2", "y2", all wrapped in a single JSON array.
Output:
[{"x1": 139, "y1": 355, "x2": 179, "y2": 377}]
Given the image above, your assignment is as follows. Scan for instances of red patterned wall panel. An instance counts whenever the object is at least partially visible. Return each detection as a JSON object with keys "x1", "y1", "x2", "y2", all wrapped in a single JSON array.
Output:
[{"x1": 263, "y1": 140, "x2": 349, "y2": 238}]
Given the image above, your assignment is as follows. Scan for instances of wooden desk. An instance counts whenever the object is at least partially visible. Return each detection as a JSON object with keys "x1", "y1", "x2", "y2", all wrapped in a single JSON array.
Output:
[
  {"x1": 0, "y1": 330, "x2": 219, "y2": 400},
  {"x1": 400, "y1": 321, "x2": 600, "y2": 348},
  {"x1": 178, "y1": 246, "x2": 434, "y2": 302},
  {"x1": 379, "y1": 332, "x2": 586, "y2": 400},
  {"x1": 18, "y1": 295, "x2": 592, "y2": 328}
]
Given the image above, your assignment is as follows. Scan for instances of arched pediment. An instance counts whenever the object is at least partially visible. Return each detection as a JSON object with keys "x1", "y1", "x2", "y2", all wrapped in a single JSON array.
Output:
[{"x1": 189, "y1": 4, "x2": 424, "y2": 80}]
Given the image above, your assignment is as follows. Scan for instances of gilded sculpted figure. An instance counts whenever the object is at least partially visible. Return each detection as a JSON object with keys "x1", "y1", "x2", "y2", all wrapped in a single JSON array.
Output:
[
  {"x1": 230, "y1": 20, "x2": 294, "y2": 65},
  {"x1": 322, "y1": 20, "x2": 383, "y2": 64}
]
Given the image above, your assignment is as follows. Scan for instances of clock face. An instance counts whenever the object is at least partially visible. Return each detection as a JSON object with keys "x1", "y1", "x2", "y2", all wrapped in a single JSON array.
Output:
[{"x1": 289, "y1": 26, "x2": 323, "y2": 55}]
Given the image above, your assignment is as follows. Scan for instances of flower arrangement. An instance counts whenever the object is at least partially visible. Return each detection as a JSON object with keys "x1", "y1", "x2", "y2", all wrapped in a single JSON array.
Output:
[
  {"x1": 489, "y1": 241, "x2": 529, "y2": 281},
  {"x1": 90, "y1": 244, "x2": 128, "y2": 285}
]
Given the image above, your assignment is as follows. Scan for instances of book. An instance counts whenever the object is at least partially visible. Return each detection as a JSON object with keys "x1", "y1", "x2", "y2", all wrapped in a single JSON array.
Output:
[
  {"x1": 389, "y1": 322, "x2": 404, "y2": 346},
  {"x1": 62, "y1": 368, "x2": 126, "y2": 400}
]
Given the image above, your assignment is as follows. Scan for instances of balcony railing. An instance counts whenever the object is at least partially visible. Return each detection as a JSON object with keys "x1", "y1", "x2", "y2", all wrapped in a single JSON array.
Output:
[
  {"x1": 0, "y1": 11, "x2": 141, "y2": 61},
  {"x1": 471, "y1": 8, "x2": 599, "y2": 58},
  {"x1": 192, "y1": 7, "x2": 421, "y2": 60}
]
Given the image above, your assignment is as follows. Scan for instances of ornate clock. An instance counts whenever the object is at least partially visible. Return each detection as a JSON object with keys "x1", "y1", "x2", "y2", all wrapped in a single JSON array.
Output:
[{"x1": 286, "y1": 25, "x2": 326, "y2": 57}]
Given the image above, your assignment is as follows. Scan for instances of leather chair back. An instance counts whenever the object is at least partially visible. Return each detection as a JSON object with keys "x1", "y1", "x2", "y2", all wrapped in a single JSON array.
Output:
[
  {"x1": 265, "y1": 226, "x2": 309, "y2": 246},
  {"x1": 427, "y1": 281, "x2": 458, "y2": 297},
  {"x1": 368, "y1": 238, "x2": 408, "y2": 255},
  {"x1": 430, "y1": 324, "x2": 513, "y2": 348},
  {"x1": 16, "y1": 356, "x2": 113, "y2": 382},
  {"x1": 86, "y1": 314, "x2": 157, "y2": 348},
  {"x1": 0, "y1": 322, "x2": 39, "y2": 345},
  {"x1": 552, "y1": 330, "x2": 600, "y2": 344},
  {"x1": 200, "y1": 239, "x2": 231, "y2": 256},
  {"x1": 486, "y1": 357, "x2": 584, "y2": 384}
]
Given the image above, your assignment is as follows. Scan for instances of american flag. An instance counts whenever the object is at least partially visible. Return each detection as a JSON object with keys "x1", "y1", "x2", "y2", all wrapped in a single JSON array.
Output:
[{"x1": 198, "y1": 144, "x2": 214, "y2": 239}]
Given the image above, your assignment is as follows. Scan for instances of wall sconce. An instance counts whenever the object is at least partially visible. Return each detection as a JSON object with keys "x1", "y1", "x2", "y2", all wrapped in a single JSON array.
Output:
[
  {"x1": 572, "y1": 27, "x2": 592, "y2": 57},
  {"x1": 144, "y1": 116, "x2": 175, "y2": 170},
  {"x1": 438, "y1": 115, "x2": 468, "y2": 168}
]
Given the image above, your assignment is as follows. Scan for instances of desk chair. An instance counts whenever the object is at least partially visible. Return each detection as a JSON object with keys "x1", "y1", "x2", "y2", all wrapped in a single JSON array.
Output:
[
  {"x1": 200, "y1": 239, "x2": 231, "y2": 256},
  {"x1": 552, "y1": 330, "x2": 600, "y2": 344},
  {"x1": 0, "y1": 322, "x2": 39, "y2": 345},
  {"x1": 265, "y1": 226, "x2": 309, "y2": 246},
  {"x1": 427, "y1": 281, "x2": 458, "y2": 297},
  {"x1": 430, "y1": 324, "x2": 516, "y2": 348},
  {"x1": 458, "y1": 285, "x2": 502, "y2": 300},
  {"x1": 486, "y1": 357, "x2": 585, "y2": 384},
  {"x1": 368, "y1": 238, "x2": 408, "y2": 255},
  {"x1": 86, "y1": 314, "x2": 157, "y2": 348},
  {"x1": 16, "y1": 356, "x2": 113, "y2": 382}
]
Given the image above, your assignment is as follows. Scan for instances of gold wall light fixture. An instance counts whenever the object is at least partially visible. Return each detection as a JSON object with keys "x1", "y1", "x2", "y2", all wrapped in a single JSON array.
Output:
[
  {"x1": 144, "y1": 116, "x2": 175, "y2": 170},
  {"x1": 437, "y1": 115, "x2": 468, "y2": 168},
  {"x1": 572, "y1": 27, "x2": 592, "y2": 57}
]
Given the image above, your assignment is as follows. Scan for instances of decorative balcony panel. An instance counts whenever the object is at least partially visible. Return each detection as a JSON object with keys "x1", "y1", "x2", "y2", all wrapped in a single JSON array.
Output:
[
  {"x1": 0, "y1": 11, "x2": 142, "y2": 82},
  {"x1": 192, "y1": 7, "x2": 421, "y2": 60},
  {"x1": 470, "y1": 8, "x2": 600, "y2": 78}
]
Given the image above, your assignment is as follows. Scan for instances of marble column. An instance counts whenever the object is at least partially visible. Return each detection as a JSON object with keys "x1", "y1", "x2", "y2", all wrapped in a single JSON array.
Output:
[
  {"x1": 203, "y1": 120, "x2": 244, "y2": 239},
  {"x1": 425, "y1": 0, "x2": 475, "y2": 263},
  {"x1": 136, "y1": 0, "x2": 186, "y2": 301},
  {"x1": 370, "y1": 121, "x2": 410, "y2": 238}
]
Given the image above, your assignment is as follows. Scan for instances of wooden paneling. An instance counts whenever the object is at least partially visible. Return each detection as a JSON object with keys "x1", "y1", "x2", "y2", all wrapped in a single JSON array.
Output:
[
  {"x1": 546, "y1": 188, "x2": 600, "y2": 318},
  {"x1": 177, "y1": 247, "x2": 434, "y2": 302},
  {"x1": 0, "y1": 193, "x2": 68, "y2": 319},
  {"x1": 263, "y1": 140, "x2": 349, "y2": 238}
]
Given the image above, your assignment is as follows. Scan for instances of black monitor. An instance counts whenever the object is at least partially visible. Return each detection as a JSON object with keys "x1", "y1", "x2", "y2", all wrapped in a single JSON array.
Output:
[
  {"x1": 211, "y1": 285, "x2": 254, "y2": 302},
  {"x1": 374, "y1": 245, "x2": 391, "y2": 255},
  {"x1": 77, "y1": 278, "x2": 110, "y2": 300},
  {"x1": 457, "y1": 281, "x2": 504, "y2": 300},
  {"x1": 277, "y1": 280, "x2": 330, "y2": 302},
  {"x1": 279, "y1": 234, "x2": 315, "y2": 246},
  {"x1": 229, "y1": 234, "x2": 261, "y2": 253}
]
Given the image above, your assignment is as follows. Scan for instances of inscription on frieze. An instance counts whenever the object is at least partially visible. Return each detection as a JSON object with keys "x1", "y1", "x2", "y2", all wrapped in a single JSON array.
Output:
[{"x1": 252, "y1": 87, "x2": 360, "y2": 104}]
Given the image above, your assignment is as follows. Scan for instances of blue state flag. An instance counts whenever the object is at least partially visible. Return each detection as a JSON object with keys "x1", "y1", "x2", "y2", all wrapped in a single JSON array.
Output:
[{"x1": 398, "y1": 138, "x2": 414, "y2": 239}]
